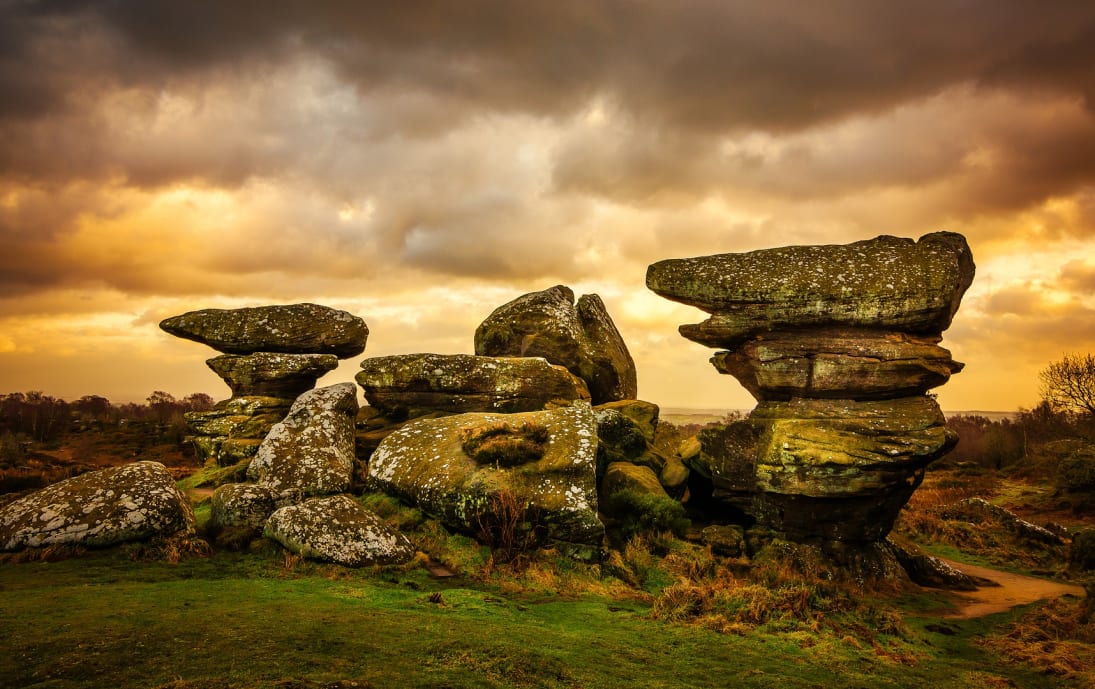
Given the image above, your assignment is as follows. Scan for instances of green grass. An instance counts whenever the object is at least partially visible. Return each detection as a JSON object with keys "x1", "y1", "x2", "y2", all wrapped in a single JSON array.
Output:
[{"x1": 0, "y1": 549, "x2": 1068, "y2": 689}]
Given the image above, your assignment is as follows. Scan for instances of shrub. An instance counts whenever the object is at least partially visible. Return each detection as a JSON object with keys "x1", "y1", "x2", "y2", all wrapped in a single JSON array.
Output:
[
  {"x1": 603, "y1": 488, "x2": 689, "y2": 540},
  {"x1": 1059, "y1": 447, "x2": 1095, "y2": 493},
  {"x1": 1071, "y1": 530, "x2": 1095, "y2": 571},
  {"x1": 462, "y1": 422, "x2": 549, "y2": 467},
  {"x1": 474, "y1": 489, "x2": 547, "y2": 565}
]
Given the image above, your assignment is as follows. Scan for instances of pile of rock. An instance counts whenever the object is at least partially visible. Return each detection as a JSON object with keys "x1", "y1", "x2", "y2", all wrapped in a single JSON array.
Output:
[
  {"x1": 160, "y1": 303, "x2": 368, "y2": 466},
  {"x1": 647, "y1": 232, "x2": 974, "y2": 548}
]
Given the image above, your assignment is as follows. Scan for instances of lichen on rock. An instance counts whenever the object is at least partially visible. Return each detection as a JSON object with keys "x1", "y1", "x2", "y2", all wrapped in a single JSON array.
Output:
[{"x1": 265, "y1": 495, "x2": 416, "y2": 567}]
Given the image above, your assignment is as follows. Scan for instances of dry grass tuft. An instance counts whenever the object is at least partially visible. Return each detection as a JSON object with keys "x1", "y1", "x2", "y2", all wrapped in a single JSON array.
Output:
[{"x1": 979, "y1": 595, "x2": 1095, "y2": 684}]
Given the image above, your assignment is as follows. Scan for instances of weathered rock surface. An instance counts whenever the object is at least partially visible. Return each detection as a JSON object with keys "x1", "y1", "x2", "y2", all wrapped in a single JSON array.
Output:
[
  {"x1": 160, "y1": 303, "x2": 368, "y2": 357},
  {"x1": 474, "y1": 285, "x2": 637, "y2": 404},
  {"x1": 356, "y1": 353, "x2": 590, "y2": 418},
  {"x1": 711, "y1": 329, "x2": 964, "y2": 401},
  {"x1": 601, "y1": 462, "x2": 668, "y2": 499},
  {"x1": 0, "y1": 462, "x2": 194, "y2": 551},
  {"x1": 247, "y1": 383, "x2": 358, "y2": 494},
  {"x1": 647, "y1": 232, "x2": 975, "y2": 347},
  {"x1": 206, "y1": 353, "x2": 338, "y2": 398},
  {"x1": 209, "y1": 483, "x2": 281, "y2": 532},
  {"x1": 368, "y1": 401, "x2": 604, "y2": 547},
  {"x1": 265, "y1": 495, "x2": 416, "y2": 567},
  {"x1": 593, "y1": 401, "x2": 687, "y2": 497}
]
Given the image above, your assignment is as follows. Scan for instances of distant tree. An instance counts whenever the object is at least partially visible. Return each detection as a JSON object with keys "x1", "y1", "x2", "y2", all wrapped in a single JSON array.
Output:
[
  {"x1": 182, "y1": 392, "x2": 215, "y2": 412},
  {"x1": 73, "y1": 394, "x2": 113, "y2": 419},
  {"x1": 1040, "y1": 353, "x2": 1095, "y2": 417},
  {"x1": 146, "y1": 390, "x2": 178, "y2": 423}
]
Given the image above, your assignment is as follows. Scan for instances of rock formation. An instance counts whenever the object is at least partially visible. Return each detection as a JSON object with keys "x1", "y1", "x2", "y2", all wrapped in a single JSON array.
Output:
[
  {"x1": 474, "y1": 285, "x2": 637, "y2": 404},
  {"x1": 647, "y1": 232, "x2": 974, "y2": 549},
  {"x1": 0, "y1": 462, "x2": 194, "y2": 550},
  {"x1": 246, "y1": 383, "x2": 359, "y2": 495},
  {"x1": 160, "y1": 303, "x2": 366, "y2": 466},
  {"x1": 368, "y1": 401, "x2": 604, "y2": 550}
]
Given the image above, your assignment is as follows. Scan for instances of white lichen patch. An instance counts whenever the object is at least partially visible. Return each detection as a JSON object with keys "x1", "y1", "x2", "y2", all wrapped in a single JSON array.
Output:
[{"x1": 265, "y1": 495, "x2": 414, "y2": 566}]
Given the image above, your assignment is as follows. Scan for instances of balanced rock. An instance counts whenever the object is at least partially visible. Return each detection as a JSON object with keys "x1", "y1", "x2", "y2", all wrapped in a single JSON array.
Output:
[
  {"x1": 206, "y1": 353, "x2": 338, "y2": 399},
  {"x1": 475, "y1": 285, "x2": 637, "y2": 404},
  {"x1": 265, "y1": 495, "x2": 416, "y2": 566},
  {"x1": 711, "y1": 329, "x2": 963, "y2": 401},
  {"x1": 160, "y1": 303, "x2": 368, "y2": 357},
  {"x1": 646, "y1": 232, "x2": 974, "y2": 348},
  {"x1": 247, "y1": 383, "x2": 359, "y2": 495},
  {"x1": 0, "y1": 462, "x2": 194, "y2": 551},
  {"x1": 356, "y1": 353, "x2": 590, "y2": 418},
  {"x1": 368, "y1": 401, "x2": 604, "y2": 547}
]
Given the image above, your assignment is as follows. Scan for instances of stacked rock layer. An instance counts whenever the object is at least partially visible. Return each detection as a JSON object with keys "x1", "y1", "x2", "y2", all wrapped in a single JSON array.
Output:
[
  {"x1": 160, "y1": 303, "x2": 368, "y2": 466},
  {"x1": 647, "y1": 232, "x2": 975, "y2": 545}
]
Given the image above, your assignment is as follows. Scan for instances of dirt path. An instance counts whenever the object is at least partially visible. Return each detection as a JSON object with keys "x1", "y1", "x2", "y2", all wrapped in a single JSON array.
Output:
[{"x1": 939, "y1": 558, "x2": 1085, "y2": 619}]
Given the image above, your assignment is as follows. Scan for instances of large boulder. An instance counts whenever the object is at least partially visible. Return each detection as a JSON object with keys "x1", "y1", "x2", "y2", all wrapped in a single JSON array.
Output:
[
  {"x1": 0, "y1": 462, "x2": 194, "y2": 551},
  {"x1": 247, "y1": 383, "x2": 359, "y2": 494},
  {"x1": 646, "y1": 232, "x2": 975, "y2": 348},
  {"x1": 710, "y1": 328, "x2": 964, "y2": 401},
  {"x1": 356, "y1": 353, "x2": 590, "y2": 418},
  {"x1": 474, "y1": 285, "x2": 637, "y2": 404},
  {"x1": 206, "y1": 353, "x2": 338, "y2": 398},
  {"x1": 368, "y1": 401, "x2": 604, "y2": 547},
  {"x1": 160, "y1": 303, "x2": 368, "y2": 357},
  {"x1": 265, "y1": 495, "x2": 416, "y2": 566},
  {"x1": 186, "y1": 395, "x2": 294, "y2": 466}
]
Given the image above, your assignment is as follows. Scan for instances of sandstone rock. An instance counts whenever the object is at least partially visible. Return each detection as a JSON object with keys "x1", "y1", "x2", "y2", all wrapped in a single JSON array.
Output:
[
  {"x1": 160, "y1": 303, "x2": 368, "y2": 357},
  {"x1": 209, "y1": 483, "x2": 281, "y2": 532},
  {"x1": 206, "y1": 353, "x2": 338, "y2": 398},
  {"x1": 265, "y1": 495, "x2": 416, "y2": 567},
  {"x1": 701, "y1": 524, "x2": 746, "y2": 557},
  {"x1": 187, "y1": 396, "x2": 295, "y2": 466},
  {"x1": 601, "y1": 462, "x2": 668, "y2": 499},
  {"x1": 711, "y1": 329, "x2": 964, "y2": 401},
  {"x1": 368, "y1": 401, "x2": 604, "y2": 547},
  {"x1": 247, "y1": 383, "x2": 358, "y2": 494},
  {"x1": 474, "y1": 285, "x2": 637, "y2": 403},
  {"x1": 595, "y1": 399, "x2": 659, "y2": 443},
  {"x1": 0, "y1": 462, "x2": 194, "y2": 551},
  {"x1": 356, "y1": 353, "x2": 590, "y2": 417},
  {"x1": 646, "y1": 232, "x2": 975, "y2": 347}
]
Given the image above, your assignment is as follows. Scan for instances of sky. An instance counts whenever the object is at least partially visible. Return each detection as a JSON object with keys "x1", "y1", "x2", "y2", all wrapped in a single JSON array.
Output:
[{"x1": 2, "y1": 0, "x2": 1095, "y2": 412}]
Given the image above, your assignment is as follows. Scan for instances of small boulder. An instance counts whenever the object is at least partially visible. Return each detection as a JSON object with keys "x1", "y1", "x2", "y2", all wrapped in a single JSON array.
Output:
[
  {"x1": 601, "y1": 462, "x2": 668, "y2": 499},
  {"x1": 356, "y1": 353, "x2": 590, "y2": 417},
  {"x1": 247, "y1": 383, "x2": 358, "y2": 495},
  {"x1": 0, "y1": 462, "x2": 194, "y2": 551},
  {"x1": 160, "y1": 303, "x2": 368, "y2": 357},
  {"x1": 206, "y1": 353, "x2": 338, "y2": 398},
  {"x1": 209, "y1": 483, "x2": 281, "y2": 532},
  {"x1": 701, "y1": 524, "x2": 746, "y2": 558},
  {"x1": 265, "y1": 495, "x2": 416, "y2": 566},
  {"x1": 474, "y1": 285, "x2": 637, "y2": 404}
]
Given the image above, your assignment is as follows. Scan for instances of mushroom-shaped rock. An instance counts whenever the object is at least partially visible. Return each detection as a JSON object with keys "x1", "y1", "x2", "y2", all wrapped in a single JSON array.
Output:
[
  {"x1": 206, "y1": 353, "x2": 338, "y2": 398},
  {"x1": 646, "y1": 232, "x2": 975, "y2": 348},
  {"x1": 368, "y1": 401, "x2": 604, "y2": 547},
  {"x1": 475, "y1": 285, "x2": 637, "y2": 404},
  {"x1": 160, "y1": 303, "x2": 368, "y2": 357},
  {"x1": 0, "y1": 462, "x2": 194, "y2": 551},
  {"x1": 265, "y1": 495, "x2": 416, "y2": 567},
  {"x1": 247, "y1": 383, "x2": 359, "y2": 494},
  {"x1": 356, "y1": 353, "x2": 590, "y2": 417}
]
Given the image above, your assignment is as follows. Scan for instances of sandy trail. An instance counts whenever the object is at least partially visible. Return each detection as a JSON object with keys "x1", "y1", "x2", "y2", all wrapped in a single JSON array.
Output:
[{"x1": 939, "y1": 558, "x2": 1085, "y2": 618}]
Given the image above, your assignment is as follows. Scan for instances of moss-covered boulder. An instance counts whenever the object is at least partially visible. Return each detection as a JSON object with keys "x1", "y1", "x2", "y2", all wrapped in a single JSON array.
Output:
[
  {"x1": 247, "y1": 383, "x2": 358, "y2": 494},
  {"x1": 160, "y1": 303, "x2": 368, "y2": 357},
  {"x1": 206, "y1": 353, "x2": 338, "y2": 398},
  {"x1": 356, "y1": 353, "x2": 590, "y2": 418},
  {"x1": 711, "y1": 328, "x2": 963, "y2": 401},
  {"x1": 601, "y1": 462, "x2": 668, "y2": 500},
  {"x1": 368, "y1": 401, "x2": 604, "y2": 548},
  {"x1": 0, "y1": 461, "x2": 194, "y2": 551},
  {"x1": 265, "y1": 495, "x2": 416, "y2": 567},
  {"x1": 209, "y1": 483, "x2": 280, "y2": 532},
  {"x1": 595, "y1": 400, "x2": 659, "y2": 443},
  {"x1": 186, "y1": 395, "x2": 295, "y2": 466},
  {"x1": 474, "y1": 285, "x2": 637, "y2": 404},
  {"x1": 646, "y1": 232, "x2": 975, "y2": 348}
]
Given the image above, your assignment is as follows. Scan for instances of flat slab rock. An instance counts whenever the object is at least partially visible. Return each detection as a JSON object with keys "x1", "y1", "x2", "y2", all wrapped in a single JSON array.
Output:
[
  {"x1": 646, "y1": 232, "x2": 975, "y2": 347},
  {"x1": 711, "y1": 328, "x2": 963, "y2": 401},
  {"x1": 474, "y1": 285, "x2": 637, "y2": 404},
  {"x1": 160, "y1": 303, "x2": 368, "y2": 358},
  {"x1": 0, "y1": 461, "x2": 194, "y2": 551},
  {"x1": 356, "y1": 353, "x2": 590, "y2": 417},
  {"x1": 247, "y1": 383, "x2": 359, "y2": 495},
  {"x1": 206, "y1": 352, "x2": 338, "y2": 398},
  {"x1": 265, "y1": 495, "x2": 416, "y2": 567},
  {"x1": 368, "y1": 401, "x2": 604, "y2": 546}
]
